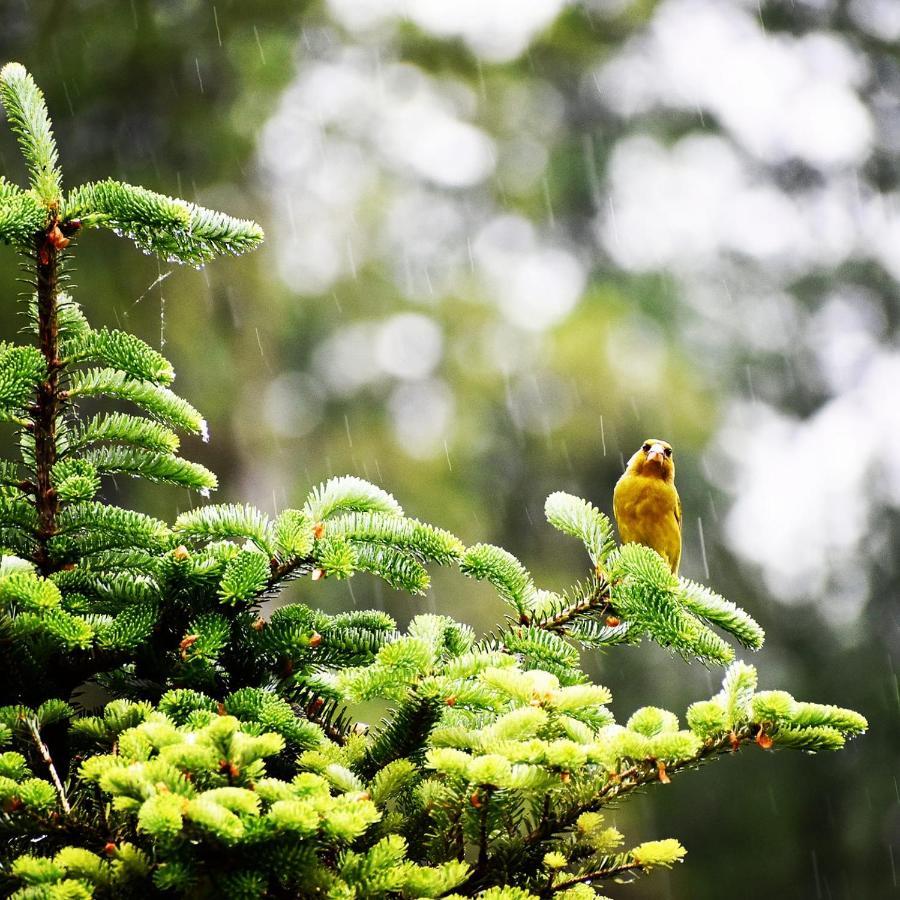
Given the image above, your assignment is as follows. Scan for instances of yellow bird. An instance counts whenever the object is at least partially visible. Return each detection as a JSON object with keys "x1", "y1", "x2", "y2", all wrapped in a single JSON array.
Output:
[{"x1": 613, "y1": 438, "x2": 682, "y2": 574}]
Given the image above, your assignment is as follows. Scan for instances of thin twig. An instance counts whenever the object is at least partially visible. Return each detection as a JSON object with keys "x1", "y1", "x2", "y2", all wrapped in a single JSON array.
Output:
[
  {"x1": 26, "y1": 716, "x2": 70, "y2": 814},
  {"x1": 548, "y1": 861, "x2": 644, "y2": 893}
]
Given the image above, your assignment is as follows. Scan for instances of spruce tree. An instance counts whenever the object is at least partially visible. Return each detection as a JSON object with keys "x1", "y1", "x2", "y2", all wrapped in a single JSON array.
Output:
[{"x1": 0, "y1": 63, "x2": 866, "y2": 900}]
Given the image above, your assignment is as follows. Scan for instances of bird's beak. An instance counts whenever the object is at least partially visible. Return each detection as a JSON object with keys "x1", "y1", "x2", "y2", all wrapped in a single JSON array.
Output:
[{"x1": 646, "y1": 443, "x2": 667, "y2": 462}]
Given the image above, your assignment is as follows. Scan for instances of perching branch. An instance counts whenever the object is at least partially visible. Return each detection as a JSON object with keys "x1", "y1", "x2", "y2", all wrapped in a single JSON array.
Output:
[{"x1": 536, "y1": 577, "x2": 615, "y2": 633}]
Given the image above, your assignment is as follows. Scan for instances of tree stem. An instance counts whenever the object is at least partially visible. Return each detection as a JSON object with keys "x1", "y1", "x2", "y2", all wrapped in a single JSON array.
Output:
[
  {"x1": 27, "y1": 716, "x2": 70, "y2": 814},
  {"x1": 33, "y1": 229, "x2": 61, "y2": 575}
]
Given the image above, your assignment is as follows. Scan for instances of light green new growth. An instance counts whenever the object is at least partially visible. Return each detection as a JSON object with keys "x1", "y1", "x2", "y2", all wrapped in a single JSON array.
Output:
[{"x1": 0, "y1": 63, "x2": 61, "y2": 204}]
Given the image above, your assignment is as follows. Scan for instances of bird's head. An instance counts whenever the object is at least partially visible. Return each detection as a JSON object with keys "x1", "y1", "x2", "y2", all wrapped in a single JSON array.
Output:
[{"x1": 627, "y1": 438, "x2": 675, "y2": 482}]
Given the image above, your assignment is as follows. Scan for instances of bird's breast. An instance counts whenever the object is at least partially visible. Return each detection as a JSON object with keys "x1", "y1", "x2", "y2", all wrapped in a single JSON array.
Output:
[{"x1": 613, "y1": 475, "x2": 680, "y2": 560}]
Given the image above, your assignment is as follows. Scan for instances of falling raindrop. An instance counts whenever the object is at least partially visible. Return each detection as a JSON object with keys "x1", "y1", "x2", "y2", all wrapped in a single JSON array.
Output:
[
  {"x1": 811, "y1": 850, "x2": 822, "y2": 900},
  {"x1": 475, "y1": 59, "x2": 487, "y2": 103},
  {"x1": 344, "y1": 414, "x2": 353, "y2": 449},
  {"x1": 443, "y1": 440, "x2": 452, "y2": 471},
  {"x1": 213, "y1": 5, "x2": 222, "y2": 46},
  {"x1": 697, "y1": 516, "x2": 710, "y2": 580},
  {"x1": 61, "y1": 81, "x2": 74, "y2": 116},
  {"x1": 542, "y1": 176, "x2": 555, "y2": 228},
  {"x1": 347, "y1": 238, "x2": 357, "y2": 280},
  {"x1": 253, "y1": 25, "x2": 266, "y2": 64},
  {"x1": 599, "y1": 415, "x2": 607, "y2": 456},
  {"x1": 194, "y1": 58, "x2": 204, "y2": 93},
  {"x1": 607, "y1": 196, "x2": 620, "y2": 246},
  {"x1": 746, "y1": 364, "x2": 757, "y2": 403},
  {"x1": 582, "y1": 133, "x2": 602, "y2": 212}
]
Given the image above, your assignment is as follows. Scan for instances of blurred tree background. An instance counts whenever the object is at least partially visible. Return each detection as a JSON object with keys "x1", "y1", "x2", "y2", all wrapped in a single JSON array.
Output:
[{"x1": 1, "y1": 1, "x2": 897, "y2": 896}]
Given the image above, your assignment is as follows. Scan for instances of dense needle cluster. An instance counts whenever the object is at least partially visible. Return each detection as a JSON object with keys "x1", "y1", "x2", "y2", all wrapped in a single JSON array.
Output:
[{"x1": 0, "y1": 64, "x2": 866, "y2": 899}]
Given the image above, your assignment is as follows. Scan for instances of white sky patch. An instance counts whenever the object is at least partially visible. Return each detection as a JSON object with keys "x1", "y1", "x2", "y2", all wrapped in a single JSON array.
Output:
[
  {"x1": 598, "y1": 134, "x2": 862, "y2": 274},
  {"x1": 862, "y1": 191, "x2": 900, "y2": 283},
  {"x1": 375, "y1": 86, "x2": 495, "y2": 188},
  {"x1": 326, "y1": 0, "x2": 568, "y2": 62},
  {"x1": 474, "y1": 215, "x2": 586, "y2": 331},
  {"x1": 388, "y1": 378, "x2": 455, "y2": 458},
  {"x1": 259, "y1": 53, "x2": 495, "y2": 294},
  {"x1": 714, "y1": 349, "x2": 900, "y2": 612},
  {"x1": 849, "y1": 0, "x2": 900, "y2": 41},
  {"x1": 312, "y1": 323, "x2": 382, "y2": 397},
  {"x1": 506, "y1": 371, "x2": 576, "y2": 435},
  {"x1": 375, "y1": 313, "x2": 444, "y2": 380},
  {"x1": 263, "y1": 371, "x2": 325, "y2": 438},
  {"x1": 595, "y1": 0, "x2": 872, "y2": 169}
]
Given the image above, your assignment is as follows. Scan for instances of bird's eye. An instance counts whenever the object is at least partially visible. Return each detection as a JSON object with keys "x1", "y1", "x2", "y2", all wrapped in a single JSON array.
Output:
[
  {"x1": 642, "y1": 443, "x2": 651, "y2": 452},
  {"x1": 664, "y1": 447, "x2": 672, "y2": 457}
]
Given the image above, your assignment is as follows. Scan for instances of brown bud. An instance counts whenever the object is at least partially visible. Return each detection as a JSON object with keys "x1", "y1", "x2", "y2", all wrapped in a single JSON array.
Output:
[
  {"x1": 251, "y1": 617, "x2": 266, "y2": 632},
  {"x1": 103, "y1": 842, "x2": 118, "y2": 856},
  {"x1": 47, "y1": 224, "x2": 70, "y2": 250},
  {"x1": 560, "y1": 771, "x2": 571, "y2": 783},
  {"x1": 217, "y1": 702, "x2": 226, "y2": 716},
  {"x1": 173, "y1": 545, "x2": 190, "y2": 562},
  {"x1": 308, "y1": 632, "x2": 322, "y2": 648},
  {"x1": 657, "y1": 761, "x2": 670, "y2": 784},
  {"x1": 179, "y1": 634, "x2": 199, "y2": 658},
  {"x1": 445, "y1": 695, "x2": 457, "y2": 707},
  {"x1": 219, "y1": 759, "x2": 240, "y2": 778},
  {"x1": 311, "y1": 568, "x2": 325, "y2": 581},
  {"x1": 605, "y1": 615, "x2": 621, "y2": 627},
  {"x1": 756, "y1": 730, "x2": 773, "y2": 750},
  {"x1": 728, "y1": 730, "x2": 740, "y2": 752},
  {"x1": 470, "y1": 791, "x2": 482, "y2": 809},
  {"x1": 313, "y1": 522, "x2": 326, "y2": 539}
]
